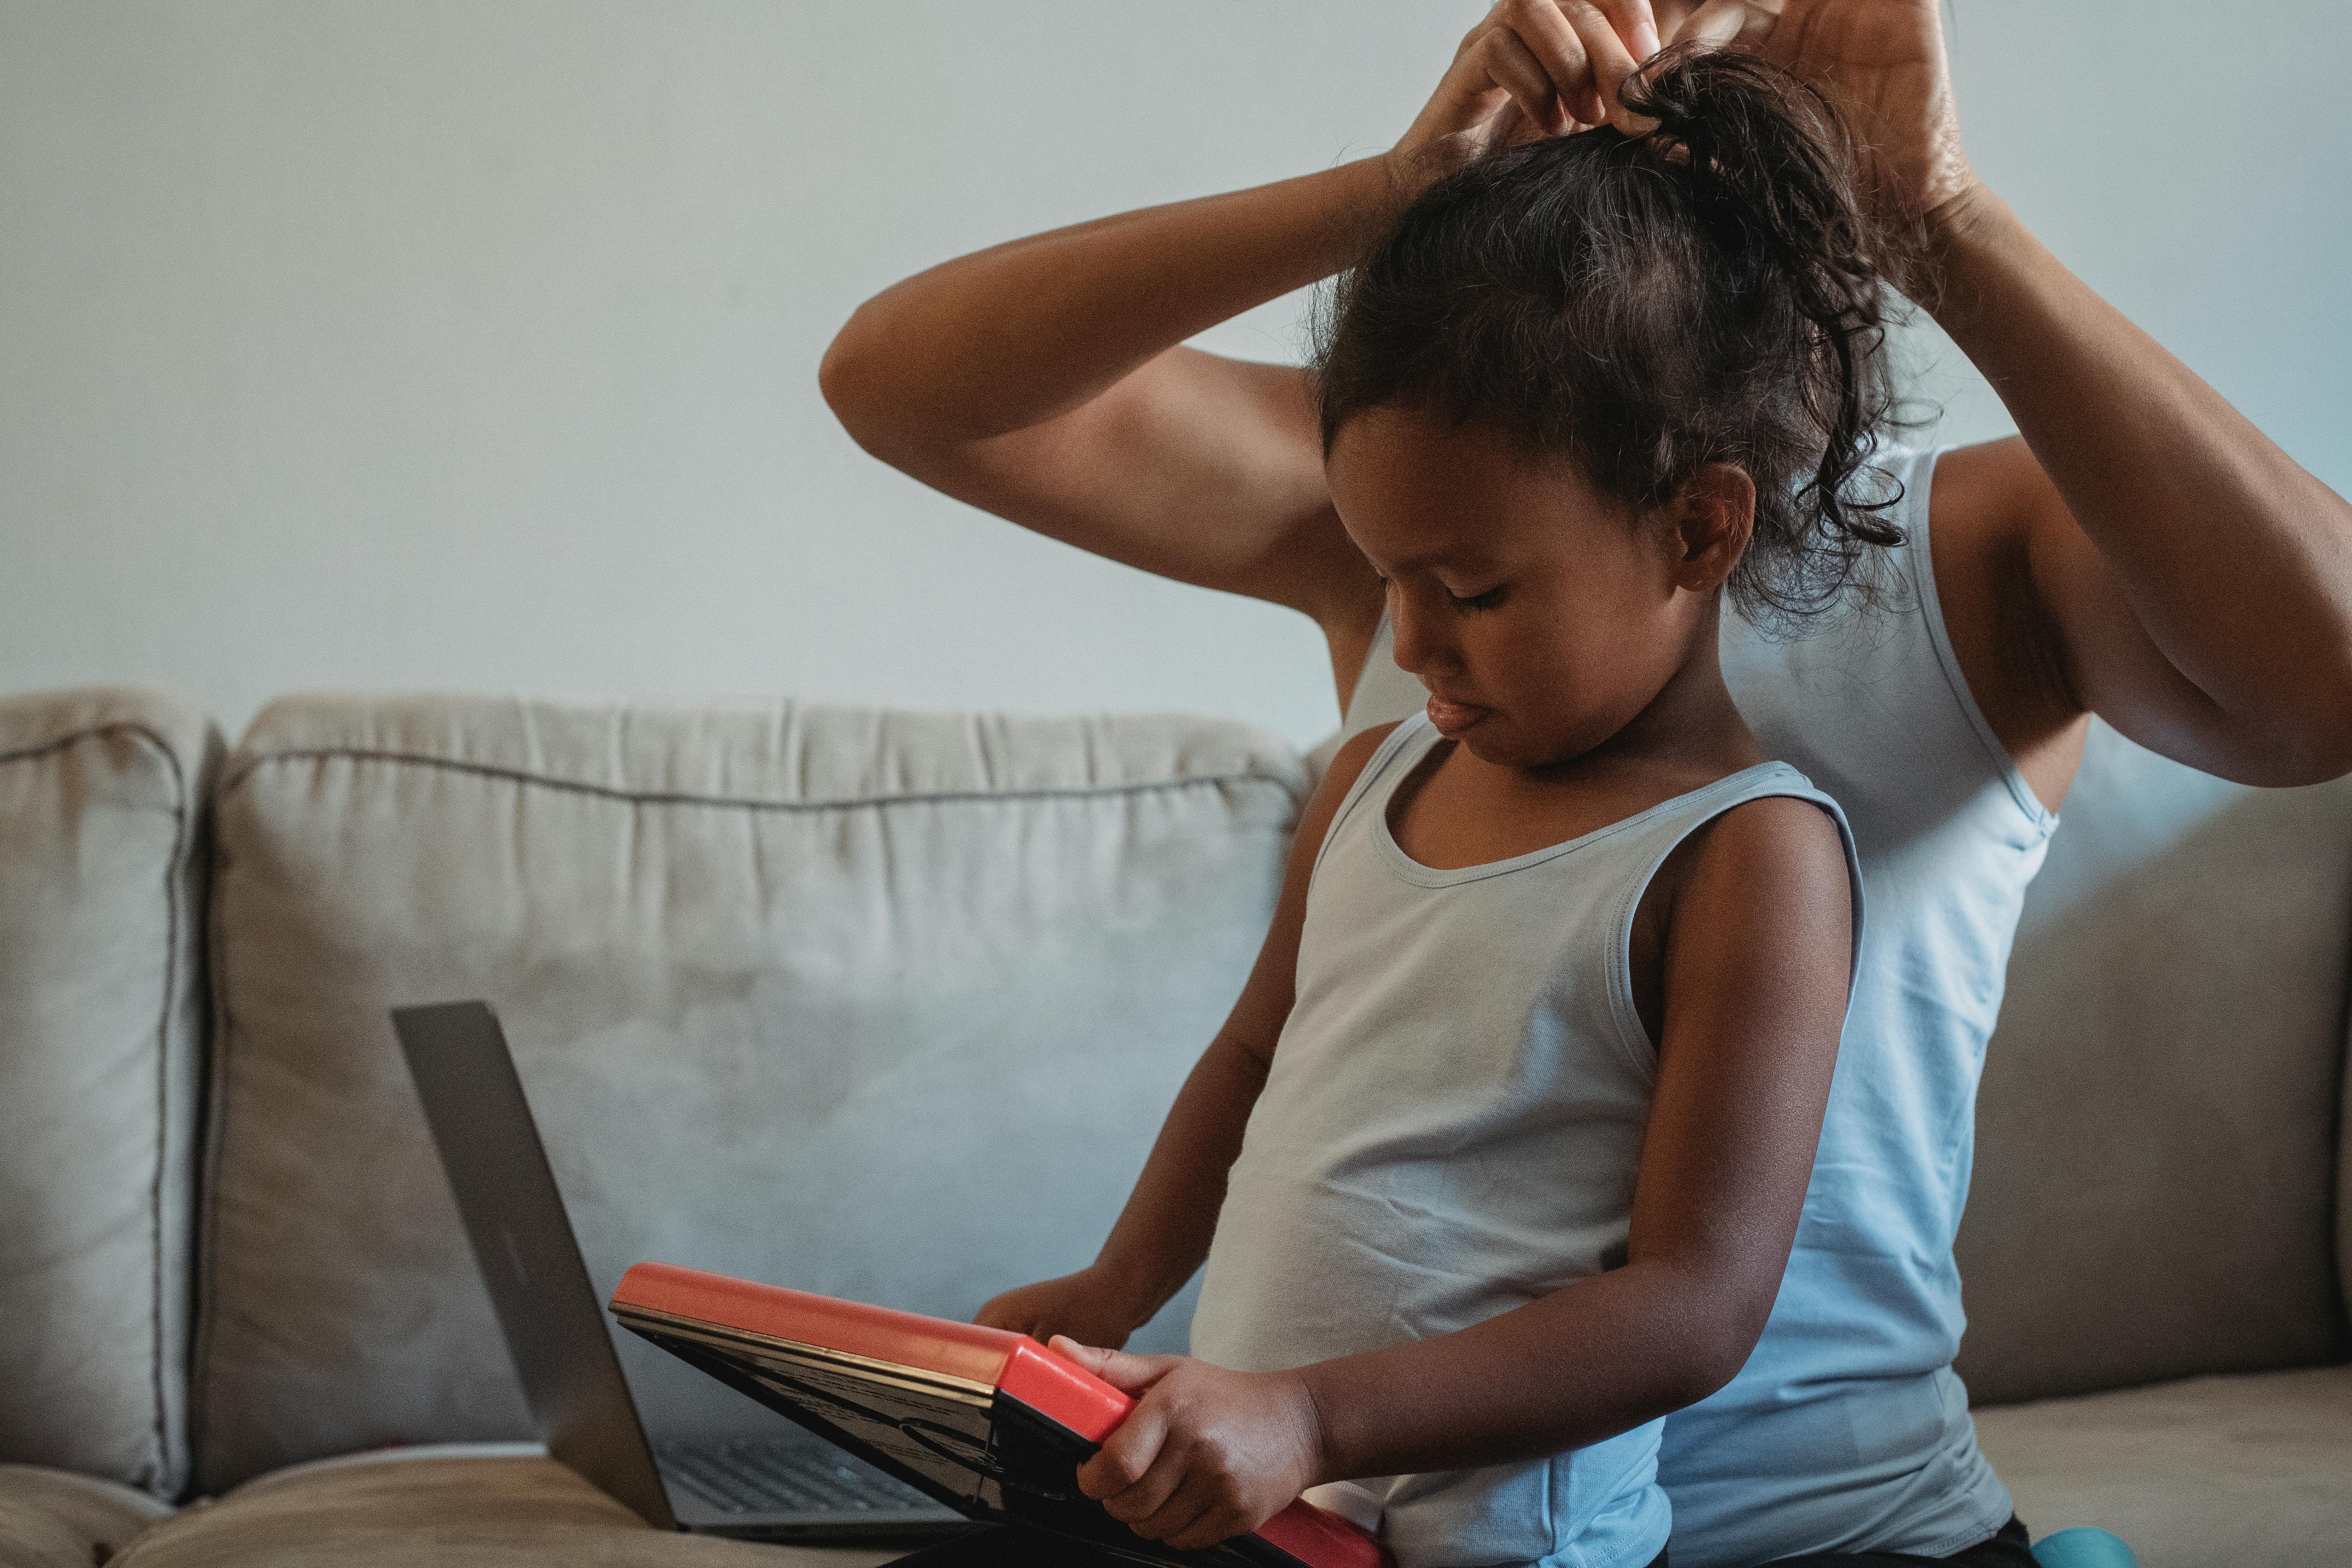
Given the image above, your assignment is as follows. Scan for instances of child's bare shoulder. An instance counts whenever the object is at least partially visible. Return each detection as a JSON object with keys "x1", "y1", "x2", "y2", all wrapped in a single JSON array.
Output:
[
  {"x1": 1673, "y1": 794, "x2": 1851, "y2": 927},
  {"x1": 1315, "y1": 721, "x2": 1403, "y2": 803}
]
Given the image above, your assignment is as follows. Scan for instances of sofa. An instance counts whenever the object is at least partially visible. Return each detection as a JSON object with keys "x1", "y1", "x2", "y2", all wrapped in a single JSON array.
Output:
[{"x1": 1, "y1": 683, "x2": 2345, "y2": 1568}]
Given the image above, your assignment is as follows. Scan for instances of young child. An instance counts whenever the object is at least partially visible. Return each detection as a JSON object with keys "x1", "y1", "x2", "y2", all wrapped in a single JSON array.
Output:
[{"x1": 978, "y1": 47, "x2": 1889, "y2": 1568}]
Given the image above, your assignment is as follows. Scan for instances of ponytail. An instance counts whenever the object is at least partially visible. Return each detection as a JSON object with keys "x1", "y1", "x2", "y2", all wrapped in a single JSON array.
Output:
[{"x1": 1621, "y1": 45, "x2": 1904, "y2": 580}]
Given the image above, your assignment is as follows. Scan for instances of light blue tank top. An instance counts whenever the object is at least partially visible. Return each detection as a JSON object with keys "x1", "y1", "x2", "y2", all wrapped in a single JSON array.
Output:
[
  {"x1": 1318, "y1": 447, "x2": 2054, "y2": 1563},
  {"x1": 1192, "y1": 715, "x2": 1862, "y2": 1568}
]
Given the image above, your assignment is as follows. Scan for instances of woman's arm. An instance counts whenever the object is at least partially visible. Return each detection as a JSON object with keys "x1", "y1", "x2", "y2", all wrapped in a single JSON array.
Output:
[
  {"x1": 819, "y1": 6, "x2": 1662, "y2": 697},
  {"x1": 820, "y1": 165, "x2": 1385, "y2": 636},
  {"x1": 1647, "y1": 0, "x2": 2352, "y2": 791},
  {"x1": 1056, "y1": 795, "x2": 1854, "y2": 1550},
  {"x1": 1920, "y1": 202, "x2": 2352, "y2": 789},
  {"x1": 975, "y1": 724, "x2": 1397, "y2": 1346}
]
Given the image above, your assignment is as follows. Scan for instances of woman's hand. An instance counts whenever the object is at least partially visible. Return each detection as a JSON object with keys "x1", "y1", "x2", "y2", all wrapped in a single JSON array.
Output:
[
  {"x1": 1387, "y1": 2, "x2": 1668, "y2": 191},
  {"x1": 974, "y1": 1265, "x2": 1151, "y2": 1350},
  {"x1": 1393, "y1": 2, "x2": 1978, "y2": 234},
  {"x1": 1054, "y1": 1339, "x2": 1327, "y2": 1552},
  {"x1": 1669, "y1": 0, "x2": 1977, "y2": 227}
]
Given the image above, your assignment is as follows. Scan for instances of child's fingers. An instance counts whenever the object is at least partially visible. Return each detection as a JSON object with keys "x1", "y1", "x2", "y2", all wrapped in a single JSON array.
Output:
[
  {"x1": 1081, "y1": 1399, "x2": 1179, "y2": 1515},
  {"x1": 1050, "y1": 1338, "x2": 1178, "y2": 1393},
  {"x1": 1102, "y1": 1448, "x2": 1207, "y2": 1537},
  {"x1": 1134, "y1": 1470, "x2": 1241, "y2": 1549}
]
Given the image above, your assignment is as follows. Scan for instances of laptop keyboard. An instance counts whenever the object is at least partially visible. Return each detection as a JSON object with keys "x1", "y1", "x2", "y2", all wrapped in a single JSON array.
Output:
[{"x1": 659, "y1": 1434, "x2": 943, "y2": 1516}]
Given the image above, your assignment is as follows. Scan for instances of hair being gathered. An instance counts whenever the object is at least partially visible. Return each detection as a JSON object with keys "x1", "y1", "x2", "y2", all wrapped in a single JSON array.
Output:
[{"x1": 1317, "y1": 43, "x2": 1909, "y2": 626}]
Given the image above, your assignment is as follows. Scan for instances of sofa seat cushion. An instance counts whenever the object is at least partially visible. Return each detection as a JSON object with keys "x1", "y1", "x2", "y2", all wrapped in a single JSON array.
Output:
[
  {"x1": 109, "y1": 1452, "x2": 893, "y2": 1568},
  {"x1": 194, "y1": 695, "x2": 1306, "y2": 1489},
  {"x1": 0, "y1": 690, "x2": 217, "y2": 1494},
  {"x1": 1956, "y1": 731, "x2": 2352, "y2": 1404},
  {"x1": 0, "y1": 1465, "x2": 172, "y2": 1568},
  {"x1": 1973, "y1": 1363, "x2": 2352, "y2": 1566}
]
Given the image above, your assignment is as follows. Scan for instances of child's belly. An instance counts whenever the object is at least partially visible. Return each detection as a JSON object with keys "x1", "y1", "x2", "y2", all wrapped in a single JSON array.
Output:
[{"x1": 1192, "y1": 1160, "x2": 1664, "y2": 1568}]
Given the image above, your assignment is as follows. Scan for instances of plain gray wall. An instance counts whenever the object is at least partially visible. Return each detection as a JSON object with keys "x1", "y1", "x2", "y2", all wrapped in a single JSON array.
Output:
[{"x1": 2, "y1": 1, "x2": 2346, "y2": 747}]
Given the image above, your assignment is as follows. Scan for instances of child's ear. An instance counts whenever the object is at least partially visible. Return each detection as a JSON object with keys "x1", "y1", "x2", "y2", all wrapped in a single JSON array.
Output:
[{"x1": 1666, "y1": 464, "x2": 1756, "y2": 593}]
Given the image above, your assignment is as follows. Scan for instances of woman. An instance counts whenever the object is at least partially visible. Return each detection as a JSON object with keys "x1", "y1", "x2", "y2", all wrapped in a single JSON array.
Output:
[{"x1": 820, "y1": 4, "x2": 2352, "y2": 1563}]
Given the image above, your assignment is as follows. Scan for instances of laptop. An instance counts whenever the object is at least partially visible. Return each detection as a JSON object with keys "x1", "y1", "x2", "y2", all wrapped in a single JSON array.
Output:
[{"x1": 391, "y1": 999, "x2": 975, "y2": 1544}]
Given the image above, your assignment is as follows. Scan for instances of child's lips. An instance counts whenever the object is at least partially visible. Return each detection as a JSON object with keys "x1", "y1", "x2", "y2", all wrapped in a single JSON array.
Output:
[{"x1": 1425, "y1": 693, "x2": 1490, "y2": 736}]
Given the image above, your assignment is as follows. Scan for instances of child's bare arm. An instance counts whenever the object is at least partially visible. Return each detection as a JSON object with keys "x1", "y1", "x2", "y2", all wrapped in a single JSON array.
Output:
[
  {"x1": 976, "y1": 724, "x2": 1400, "y2": 1347},
  {"x1": 1060, "y1": 793, "x2": 1853, "y2": 1549}
]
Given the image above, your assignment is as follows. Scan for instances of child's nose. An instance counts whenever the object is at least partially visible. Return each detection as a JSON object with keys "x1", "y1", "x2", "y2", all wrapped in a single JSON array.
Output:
[{"x1": 1389, "y1": 597, "x2": 1454, "y2": 679}]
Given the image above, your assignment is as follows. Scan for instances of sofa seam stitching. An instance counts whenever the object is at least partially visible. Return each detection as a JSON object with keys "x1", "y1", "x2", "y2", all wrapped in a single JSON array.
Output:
[
  {"x1": 217, "y1": 746, "x2": 1302, "y2": 813},
  {"x1": 191, "y1": 780, "x2": 237, "y2": 1498},
  {"x1": 0, "y1": 722, "x2": 179, "y2": 772},
  {"x1": 147, "y1": 730, "x2": 190, "y2": 1498}
]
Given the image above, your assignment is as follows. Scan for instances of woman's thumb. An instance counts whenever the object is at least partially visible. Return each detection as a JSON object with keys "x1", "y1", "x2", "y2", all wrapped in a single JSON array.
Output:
[{"x1": 1049, "y1": 1336, "x2": 1174, "y2": 1394}]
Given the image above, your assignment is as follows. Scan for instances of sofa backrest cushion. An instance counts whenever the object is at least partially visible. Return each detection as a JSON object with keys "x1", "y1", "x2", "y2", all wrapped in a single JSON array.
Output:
[
  {"x1": 0, "y1": 689, "x2": 216, "y2": 1496},
  {"x1": 1955, "y1": 721, "x2": 2352, "y2": 1405},
  {"x1": 191, "y1": 694, "x2": 1305, "y2": 1490}
]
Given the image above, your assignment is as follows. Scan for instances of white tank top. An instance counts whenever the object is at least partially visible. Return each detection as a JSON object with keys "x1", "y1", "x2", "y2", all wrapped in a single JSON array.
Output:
[
  {"x1": 1312, "y1": 447, "x2": 2053, "y2": 1563},
  {"x1": 1192, "y1": 714, "x2": 1861, "y2": 1568}
]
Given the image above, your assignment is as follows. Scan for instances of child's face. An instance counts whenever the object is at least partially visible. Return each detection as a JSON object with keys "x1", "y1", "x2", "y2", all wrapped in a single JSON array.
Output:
[{"x1": 1327, "y1": 405, "x2": 1720, "y2": 771}]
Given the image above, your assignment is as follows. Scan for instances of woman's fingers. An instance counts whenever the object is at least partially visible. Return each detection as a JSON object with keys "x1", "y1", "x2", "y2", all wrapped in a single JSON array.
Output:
[
  {"x1": 1554, "y1": 1, "x2": 1662, "y2": 134},
  {"x1": 1590, "y1": 0, "x2": 1667, "y2": 61},
  {"x1": 1456, "y1": 1, "x2": 1509, "y2": 62},
  {"x1": 1499, "y1": 0, "x2": 1598, "y2": 127},
  {"x1": 1672, "y1": 0, "x2": 1780, "y2": 51},
  {"x1": 1486, "y1": 1, "x2": 1670, "y2": 137},
  {"x1": 1485, "y1": 24, "x2": 1579, "y2": 136}
]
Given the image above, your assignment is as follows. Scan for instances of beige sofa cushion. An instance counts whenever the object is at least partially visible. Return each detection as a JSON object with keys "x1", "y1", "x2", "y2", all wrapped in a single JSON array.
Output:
[
  {"x1": 111, "y1": 1451, "x2": 891, "y2": 1568},
  {"x1": 1974, "y1": 1363, "x2": 2352, "y2": 1566},
  {"x1": 0, "y1": 690, "x2": 216, "y2": 1495},
  {"x1": 1956, "y1": 723, "x2": 2352, "y2": 1403},
  {"x1": 0, "y1": 1465, "x2": 172, "y2": 1568},
  {"x1": 193, "y1": 695, "x2": 1305, "y2": 1491}
]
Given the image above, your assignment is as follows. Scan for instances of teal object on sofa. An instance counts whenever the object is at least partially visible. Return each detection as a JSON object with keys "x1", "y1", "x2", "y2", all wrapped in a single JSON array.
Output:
[{"x1": 2032, "y1": 1528, "x2": 2137, "y2": 1567}]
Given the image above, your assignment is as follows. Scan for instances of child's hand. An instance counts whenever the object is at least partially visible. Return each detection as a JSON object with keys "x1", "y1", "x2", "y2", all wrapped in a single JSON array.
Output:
[
  {"x1": 1053, "y1": 1337, "x2": 1327, "y2": 1552},
  {"x1": 975, "y1": 1265, "x2": 1146, "y2": 1349}
]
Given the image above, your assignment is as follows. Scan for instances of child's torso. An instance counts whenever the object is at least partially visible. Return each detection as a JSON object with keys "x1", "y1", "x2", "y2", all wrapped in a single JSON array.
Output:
[{"x1": 1191, "y1": 715, "x2": 1856, "y2": 1568}]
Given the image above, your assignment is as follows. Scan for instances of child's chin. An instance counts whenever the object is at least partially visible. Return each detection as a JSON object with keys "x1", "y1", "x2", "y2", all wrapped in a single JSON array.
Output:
[
  {"x1": 1463, "y1": 725, "x2": 1592, "y2": 771},
  {"x1": 1457, "y1": 731, "x2": 1535, "y2": 768}
]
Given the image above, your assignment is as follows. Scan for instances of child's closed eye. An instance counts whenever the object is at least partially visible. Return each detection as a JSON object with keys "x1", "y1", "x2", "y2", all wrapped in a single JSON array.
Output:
[{"x1": 1449, "y1": 584, "x2": 1509, "y2": 613}]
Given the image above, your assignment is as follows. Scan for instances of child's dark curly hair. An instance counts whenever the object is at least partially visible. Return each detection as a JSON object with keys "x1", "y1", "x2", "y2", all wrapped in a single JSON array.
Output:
[{"x1": 1317, "y1": 44, "x2": 1907, "y2": 627}]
